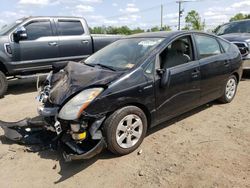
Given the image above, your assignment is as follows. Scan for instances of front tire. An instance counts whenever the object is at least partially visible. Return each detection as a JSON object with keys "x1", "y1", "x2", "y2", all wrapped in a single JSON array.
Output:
[
  {"x1": 0, "y1": 71, "x2": 8, "y2": 98},
  {"x1": 218, "y1": 75, "x2": 238, "y2": 103},
  {"x1": 103, "y1": 106, "x2": 147, "y2": 155}
]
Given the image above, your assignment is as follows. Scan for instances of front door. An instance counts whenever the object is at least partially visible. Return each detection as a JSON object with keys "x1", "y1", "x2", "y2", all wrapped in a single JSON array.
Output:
[
  {"x1": 155, "y1": 35, "x2": 201, "y2": 124},
  {"x1": 11, "y1": 19, "x2": 59, "y2": 71}
]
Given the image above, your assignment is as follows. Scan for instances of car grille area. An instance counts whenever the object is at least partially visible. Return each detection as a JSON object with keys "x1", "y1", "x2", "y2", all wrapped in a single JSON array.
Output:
[{"x1": 233, "y1": 42, "x2": 249, "y2": 57}]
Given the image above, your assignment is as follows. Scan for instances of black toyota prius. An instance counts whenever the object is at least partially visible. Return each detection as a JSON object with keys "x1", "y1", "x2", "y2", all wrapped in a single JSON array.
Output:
[{"x1": 0, "y1": 31, "x2": 243, "y2": 161}]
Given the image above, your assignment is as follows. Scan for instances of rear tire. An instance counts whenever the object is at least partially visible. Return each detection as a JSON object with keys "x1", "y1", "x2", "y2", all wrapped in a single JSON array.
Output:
[
  {"x1": 0, "y1": 71, "x2": 7, "y2": 98},
  {"x1": 103, "y1": 106, "x2": 147, "y2": 155},
  {"x1": 218, "y1": 75, "x2": 238, "y2": 104}
]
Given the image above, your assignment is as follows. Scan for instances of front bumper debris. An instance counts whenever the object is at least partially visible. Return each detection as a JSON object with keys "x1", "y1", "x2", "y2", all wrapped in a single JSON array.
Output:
[
  {"x1": 62, "y1": 137, "x2": 106, "y2": 162},
  {"x1": 0, "y1": 116, "x2": 106, "y2": 162},
  {"x1": 0, "y1": 117, "x2": 55, "y2": 145}
]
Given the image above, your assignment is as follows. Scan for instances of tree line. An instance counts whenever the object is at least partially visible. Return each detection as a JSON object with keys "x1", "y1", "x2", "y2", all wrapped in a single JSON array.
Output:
[{"x1": 90, "y1": 11, "x2": 250, "y2": 35}]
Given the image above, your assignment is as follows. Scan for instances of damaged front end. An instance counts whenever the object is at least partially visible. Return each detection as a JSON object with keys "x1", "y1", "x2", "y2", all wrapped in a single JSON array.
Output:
[{"x1": 0, "y1": 62, "x2": 120, "y2": 162}]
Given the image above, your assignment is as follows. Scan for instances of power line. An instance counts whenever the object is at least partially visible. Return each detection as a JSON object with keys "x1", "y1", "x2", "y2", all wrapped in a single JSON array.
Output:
[
  {"x1": 104, "y1": 1, "x2": 176, "y2": 20},
  {"x1": 176, "y1": 0, "x2": 201, "y2": 30}
]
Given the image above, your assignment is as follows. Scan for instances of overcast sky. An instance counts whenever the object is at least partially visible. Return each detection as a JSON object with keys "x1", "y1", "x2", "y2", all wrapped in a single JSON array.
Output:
[{"x1": 0, "y1": 0, "x2": 250, "y2": 30}]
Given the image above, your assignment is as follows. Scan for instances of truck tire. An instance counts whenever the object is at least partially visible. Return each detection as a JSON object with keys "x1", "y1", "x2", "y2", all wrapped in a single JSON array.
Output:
[{"x1": 0, "y1": 71, "x2": 8, "y2": 98}]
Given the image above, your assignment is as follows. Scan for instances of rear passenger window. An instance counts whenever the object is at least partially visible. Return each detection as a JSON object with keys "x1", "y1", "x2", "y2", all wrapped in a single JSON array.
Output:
[
  {"x1": 219, "y1": 39, "x2": 231, "y2": 52},
  {"x1": 195, "y1": 35, "x2": 221, "y2": 59},
  {"x1": 25, "y1": 20, "x2": 53, "y2": 40},
  {"x1": 58, "y1": 20, "x2": 84, "y2": 36}
]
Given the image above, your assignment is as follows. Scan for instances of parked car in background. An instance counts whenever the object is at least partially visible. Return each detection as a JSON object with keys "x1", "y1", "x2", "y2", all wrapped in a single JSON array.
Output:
[
  {"x1": 215, "y1": 19, "x2": 250, "y2": 71},
  {"x1": 0, "y1": 16, "x2": 122, "y2": 97},
  {"x1": 0, "y1": 31, "x2": 243, "y2": 161}
]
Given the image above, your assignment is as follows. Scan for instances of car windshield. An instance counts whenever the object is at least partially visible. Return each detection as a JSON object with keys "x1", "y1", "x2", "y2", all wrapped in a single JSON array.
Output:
[
  {"x1": 0, "y1": 19, "x2": 24, "y2": 35},
  {"x1": 84, "y1": 38, "x2": 163, "y2": 71},
  {"x1": 216, "y1": 20, "x2": 250, "y2": 35}
]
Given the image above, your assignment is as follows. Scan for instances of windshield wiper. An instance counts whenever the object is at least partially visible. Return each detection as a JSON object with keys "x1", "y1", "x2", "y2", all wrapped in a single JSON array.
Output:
[
  {"x1": 94, "y1": 64, "x2": 116, "y2": 71},
  {"x1": 82, "y1": 61, "x2": 95, "y2": 67}
]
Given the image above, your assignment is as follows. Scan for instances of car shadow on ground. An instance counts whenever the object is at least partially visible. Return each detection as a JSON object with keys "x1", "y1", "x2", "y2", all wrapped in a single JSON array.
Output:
[
  {"x1": 1, "y1": 72, "x2": 249, "y2": 184},
  {"x1": 0, "y1": 96, "x2": 237, "y2": 184},
  {"x1": 37, "y1": 101, "x2": 216, "y2": 184},
  {"x1": 242, "y1": 70, "x2": 250, "y2": 80}
]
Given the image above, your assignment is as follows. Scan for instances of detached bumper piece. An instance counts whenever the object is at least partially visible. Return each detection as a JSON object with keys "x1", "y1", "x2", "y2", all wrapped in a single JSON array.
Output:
[
  {"x1": 61, "y1": 133, "x2": 106, "y2": 162},
  {"x1": 0, "y1": 117, "x2": 56, "y2": 145},
  {"x1": 0, "y1": 116, "x2": 106, "y2": 162}
]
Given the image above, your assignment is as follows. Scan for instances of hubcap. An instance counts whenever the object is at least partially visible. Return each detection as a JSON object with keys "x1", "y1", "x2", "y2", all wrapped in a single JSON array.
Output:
[
  {"x1": 226, "y1": 78, "x2": 236, "y2": 100},
  {"x1": 116, "y1": 114, "x2": 143, "y2": 149}
]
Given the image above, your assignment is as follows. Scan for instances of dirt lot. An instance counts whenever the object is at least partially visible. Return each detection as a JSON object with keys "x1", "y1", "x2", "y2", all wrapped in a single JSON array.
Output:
[{"x1": 0, "y1": 73, "x2": 249, "y2": 188}]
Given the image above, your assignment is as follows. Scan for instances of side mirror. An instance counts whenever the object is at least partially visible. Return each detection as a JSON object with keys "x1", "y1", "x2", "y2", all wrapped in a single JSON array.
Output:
[
  {"x1": 157, "y1": 68, "x2": 170, "y2": 88},
  {"x1": 13, "y1": 26, "x2": 27, "y2": 43}
]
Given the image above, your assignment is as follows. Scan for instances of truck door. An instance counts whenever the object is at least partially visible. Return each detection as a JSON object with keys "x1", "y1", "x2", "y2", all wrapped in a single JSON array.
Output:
[
  {"x1": 11, "y1": 19, "x2": 59, "y2": 71},
  {"x1": 55, "y1": 19, "x2": 92, "y2": 61}
]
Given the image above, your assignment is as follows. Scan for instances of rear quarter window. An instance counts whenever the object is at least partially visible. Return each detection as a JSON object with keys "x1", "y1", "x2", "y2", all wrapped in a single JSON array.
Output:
[{"x1": 219, "y1": 39, "x2": 231, "y2": 52}]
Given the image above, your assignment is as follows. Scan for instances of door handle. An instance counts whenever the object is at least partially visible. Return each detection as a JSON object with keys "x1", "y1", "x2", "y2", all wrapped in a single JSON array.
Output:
[
  {"x1": 224, "y1": 60, "x2": 230, "y2": 67},
  {"x1": 191, "y1": 69, "x2": 200, "y2": 78},
  {"x1": 48, "y1": 42, "x2": 58, "y2": 46},
  {"x1": 81, "y1": 40, "x2": 89, "y2": 45}
]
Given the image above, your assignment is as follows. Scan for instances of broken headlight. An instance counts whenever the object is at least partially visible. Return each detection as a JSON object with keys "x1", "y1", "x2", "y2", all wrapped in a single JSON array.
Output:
[{"x1": 58, "y1": 88, "x2": 103, "y2": 120}]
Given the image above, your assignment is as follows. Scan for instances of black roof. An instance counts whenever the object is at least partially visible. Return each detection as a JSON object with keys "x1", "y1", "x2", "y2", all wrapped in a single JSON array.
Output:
[
  {"x1": 127, "y1": 30, "x2": 216, "y2": 38},
  {"x1": 228, "y1": 19, "x2": 250, "y2": 23}
]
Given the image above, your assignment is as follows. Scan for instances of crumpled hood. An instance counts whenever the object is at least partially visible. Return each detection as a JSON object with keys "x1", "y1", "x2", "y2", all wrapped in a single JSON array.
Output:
[
  {"x1": 49, "y1": 61, "x2": 122, "y2": 105},
  {"x1": 220, "y1": 33, "x2": 250, "y2": 42}
]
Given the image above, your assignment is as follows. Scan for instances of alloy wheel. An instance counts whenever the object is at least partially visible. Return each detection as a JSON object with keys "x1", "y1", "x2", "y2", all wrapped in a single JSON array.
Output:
[
  {"x1": 226, "y1": 78, "x2": 237, "y2": 100},
  {"x1": 116, "y1": 114, "x2": 143, "y2": 149}
]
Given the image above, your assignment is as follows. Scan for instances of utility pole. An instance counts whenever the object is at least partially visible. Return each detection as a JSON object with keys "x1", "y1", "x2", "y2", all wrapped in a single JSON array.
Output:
[
  {"x1": 177, "y1": 0, "x2": 184, "y2": 30},
  {"x1": 176, "y1": 0, "x2": 197, "y2": 30},
  {"x1": 161, "y1": 4, "x2": 163, "y2": 30}
]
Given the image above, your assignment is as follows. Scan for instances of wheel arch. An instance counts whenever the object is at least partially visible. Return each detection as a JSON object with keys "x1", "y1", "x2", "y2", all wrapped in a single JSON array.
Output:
[
  {"x1": 105, "y1": 102, "x2": 152, "y2": 129},
  {"x1": 232, "y1": 72, "x2": 240, "y2": 83},
  {"x1": 0, "y1": 61, "x2": 8, "y2": 75}
]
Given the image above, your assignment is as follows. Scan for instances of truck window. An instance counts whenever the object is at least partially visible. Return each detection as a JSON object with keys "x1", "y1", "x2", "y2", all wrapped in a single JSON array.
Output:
[
  {"x1": 25, "y1": 20, "x2": 53, "y2": 40},
  {"x1": 57, "y1": 20, "x2": 84, "y2": 36}
]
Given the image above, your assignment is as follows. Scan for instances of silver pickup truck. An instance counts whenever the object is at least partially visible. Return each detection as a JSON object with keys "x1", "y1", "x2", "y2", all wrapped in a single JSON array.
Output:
[{"x1": 0, "y1": 16, "x2": 122, "y2": 97}]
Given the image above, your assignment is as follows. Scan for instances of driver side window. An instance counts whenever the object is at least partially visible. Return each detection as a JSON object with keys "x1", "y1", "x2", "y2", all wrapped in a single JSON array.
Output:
[
  {"x1": 159, "y1": 35, "x2": 194, "y2": 69},
  {"x1": 24, "y1": 20, "x2": 53, "y2": 40}
]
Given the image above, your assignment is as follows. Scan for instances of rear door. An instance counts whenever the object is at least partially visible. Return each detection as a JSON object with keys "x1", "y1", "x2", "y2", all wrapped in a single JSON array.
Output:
[
  {"x1": 11, "y1": 18, "x2": 59, "y2": 71},
  {"x1": 55, "y1": 19, "x2": 92, "y2": 61},
  {"x1": 155, "y1": 35, "x2": 201, "y2": 124},
  {"x1": 193, "y1": 34, "x2": 231, "y2": 103}
]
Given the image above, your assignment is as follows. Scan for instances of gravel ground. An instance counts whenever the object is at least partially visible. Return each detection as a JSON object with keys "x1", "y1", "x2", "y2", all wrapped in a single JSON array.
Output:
[{"x1": 0, "y1": 73, "x2": 249, "y2": 188}]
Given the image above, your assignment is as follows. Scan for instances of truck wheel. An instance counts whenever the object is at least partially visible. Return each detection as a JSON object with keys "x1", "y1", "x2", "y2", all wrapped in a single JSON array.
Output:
[
  {"x1": 103, "y1": 106, "x2": 147, "y2": 155},
  {"x1": 218, "y1": 75, "x2": 238, "y2": 104},
  {"x1": 0, "y1": 71, "x2": 8, "y2": 98}
]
